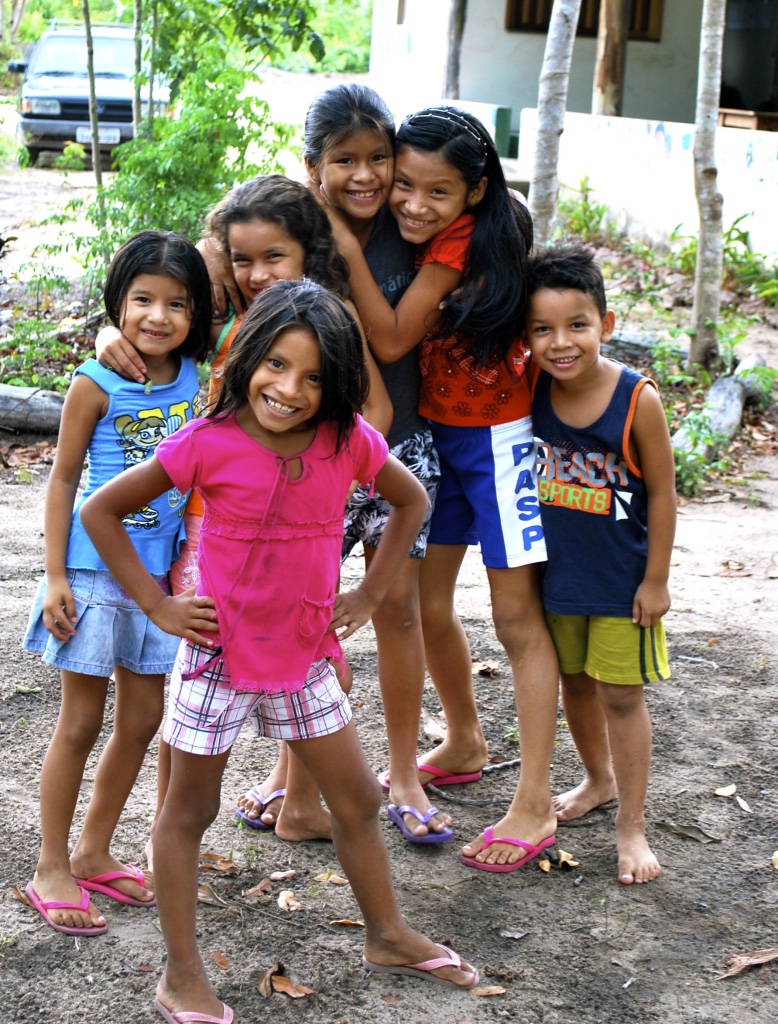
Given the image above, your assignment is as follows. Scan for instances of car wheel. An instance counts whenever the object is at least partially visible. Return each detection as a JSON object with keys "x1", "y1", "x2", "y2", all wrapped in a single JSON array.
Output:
[{"x1": 22, "y1": 146, "x2": 40, "y2": 167}]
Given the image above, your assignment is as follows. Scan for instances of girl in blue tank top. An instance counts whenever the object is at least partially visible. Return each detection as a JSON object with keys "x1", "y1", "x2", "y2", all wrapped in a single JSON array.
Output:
[{"x1": 22, "y1": 231, "x2": 211, "y2": 935}]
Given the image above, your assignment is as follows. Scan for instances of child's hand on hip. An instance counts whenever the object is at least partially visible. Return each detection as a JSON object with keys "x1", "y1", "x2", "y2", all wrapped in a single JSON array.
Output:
[
  {"x1": 43, "y1": 578, "x2": 78, "y2": 641},
  {"x1": 150, "y1": 587, "x2": 218, "y2": 645},
  {"x1": 329, "y1": 588, "x2": 377, "y2": 642}
]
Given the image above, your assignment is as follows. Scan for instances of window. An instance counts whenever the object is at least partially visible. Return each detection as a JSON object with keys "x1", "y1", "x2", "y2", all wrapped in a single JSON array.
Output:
[{"x1": 505, "y1": 0, "x2": 664, "y2": 43}]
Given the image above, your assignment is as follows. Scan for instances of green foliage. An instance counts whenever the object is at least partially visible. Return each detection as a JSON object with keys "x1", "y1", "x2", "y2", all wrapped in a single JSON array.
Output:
[
  {"x1": 1, "y1": 317, "x2": 77, "y2": 393},
  {"x1": 673, "y1": 410, "x2": 731, "y2": 498},
  {"x1": 739, "y1": 364, "x2": 778, "y2": 413},
  {"x1": 554, "y1": 176, "x2": 615, "y2": 245},
  {"x1": 54, "y1": 140, "x2": 87, "y2": 172},
  {"x1": 273, "y1": 0, "x2": 373, "y2": 73}
]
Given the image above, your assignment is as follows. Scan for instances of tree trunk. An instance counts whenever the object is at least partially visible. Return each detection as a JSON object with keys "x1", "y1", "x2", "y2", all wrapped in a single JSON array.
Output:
[
  {"x1": 689, "y1": 0, "x2": 726, "y2": 371},
  {"x1": 10, "y1": 0, "x2": 28, "y2": 42},
  {"x1": 592, "y1": 0, "x2": 628, "y2": 116},
  {"x1": 82, "y1": 0, "x2": 104, "y2": 192},
  {"x1": 445, "y1": 0, "x2": 468, "y2": 99},
  {"x1": 133, "y1": 0, "x2": 143, "y2": 132},
  {"x1": 529, "y1": 0, "x2": 583, "y2": 246},
  {"x1": 147, "y1": 1, "x2": 158, "y2": 133}
]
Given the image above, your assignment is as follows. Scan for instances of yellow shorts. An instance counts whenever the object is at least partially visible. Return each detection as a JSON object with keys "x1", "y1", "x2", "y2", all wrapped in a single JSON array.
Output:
[{"x1": 545, "y1": 613, "x2": 670, "y2": 686}]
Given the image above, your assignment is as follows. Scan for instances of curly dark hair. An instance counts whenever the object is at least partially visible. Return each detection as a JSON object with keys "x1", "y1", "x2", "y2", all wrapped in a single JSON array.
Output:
[
  {"x1": 205, "y1": 175, "x2": 349, "y2": 300},
  {"x1": 103, "y1": 230, "x2": 212, "y2": 362},
  {"x1": 209, "y1": 279, "x2": 369, "y2": 453}
]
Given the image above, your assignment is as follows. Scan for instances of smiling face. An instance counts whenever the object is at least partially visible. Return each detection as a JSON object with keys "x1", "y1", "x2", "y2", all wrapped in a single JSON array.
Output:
[
  {"x1": 119, "y1": 273, "x2": 192, "y2": 360},
  {"x1": 389, "y1": 146, "x2": 487, "y2": 245},
  {"x1": 525, "y1": 287, "x2": 616, "y2": 386},
  {"x1": 236, "y1": 326, "x2": 323, "y2": 446},
  {"x1": 307, "y1": 128, "x2": 393, "y2": 226},
  {"x1": 228, "y1": 219, "x2": 307, "y2": 306}
]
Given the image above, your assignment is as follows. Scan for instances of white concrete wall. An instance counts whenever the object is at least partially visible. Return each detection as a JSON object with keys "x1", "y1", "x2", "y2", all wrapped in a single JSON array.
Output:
[
  {"x1": 517, "y1": 109, "x2": 778, "y2": 261},
  {"x1": 370, "y1": 0, "x2": 707, "y2": 131}
]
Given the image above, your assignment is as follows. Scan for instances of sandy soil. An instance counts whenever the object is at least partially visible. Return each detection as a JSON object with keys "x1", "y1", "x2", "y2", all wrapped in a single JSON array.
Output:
[{"x1": 1, "y1": 80, "x2": 778, "y2": 1024}]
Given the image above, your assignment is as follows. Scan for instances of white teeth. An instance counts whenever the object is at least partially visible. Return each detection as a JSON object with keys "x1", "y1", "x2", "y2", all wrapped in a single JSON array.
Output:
[{"x1": 265, "y1": 396, "x2": 296, "y2": 414}]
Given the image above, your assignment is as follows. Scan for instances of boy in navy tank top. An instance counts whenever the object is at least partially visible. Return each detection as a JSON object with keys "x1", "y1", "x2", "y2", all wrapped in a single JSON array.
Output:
[{"x1": 524, "y1": 246, "x2": 676, "y2": 885}]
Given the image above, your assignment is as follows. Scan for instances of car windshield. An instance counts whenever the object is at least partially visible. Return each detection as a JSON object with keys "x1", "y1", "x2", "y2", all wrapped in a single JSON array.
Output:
[{"x1": 29, "y1": 36, "x2": 136, "y2": 78}]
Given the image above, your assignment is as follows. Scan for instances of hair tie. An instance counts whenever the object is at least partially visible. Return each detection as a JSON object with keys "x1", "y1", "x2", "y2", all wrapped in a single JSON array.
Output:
[{"x1": 400, "y1": 108, "x2": 489, "y2": 155}]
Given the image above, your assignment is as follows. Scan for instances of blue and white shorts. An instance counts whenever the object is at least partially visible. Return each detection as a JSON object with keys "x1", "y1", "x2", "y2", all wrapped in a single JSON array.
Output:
[
  {"x1": 428, "y1": 415, "x2": 547, "y2": 569},
  {"x1": 163, "y1": 643, "x2": 352, "y2": 756},
  {"x1": 342, "y1": 427, "x2": 440, "y2": 560},
  {"x1": 22, "y1": 568, "x2": 179, "y2": 676}
]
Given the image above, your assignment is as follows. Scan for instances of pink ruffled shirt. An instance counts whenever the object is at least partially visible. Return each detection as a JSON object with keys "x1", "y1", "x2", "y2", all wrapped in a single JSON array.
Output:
[{"x1": 156, "y1": 413, "x2": 388, "y2": 692}]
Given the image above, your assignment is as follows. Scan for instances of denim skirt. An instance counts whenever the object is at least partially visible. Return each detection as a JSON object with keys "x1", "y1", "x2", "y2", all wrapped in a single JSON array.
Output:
[{"x1": 23, "y1": 568, "x2": 180, "y2": 676}]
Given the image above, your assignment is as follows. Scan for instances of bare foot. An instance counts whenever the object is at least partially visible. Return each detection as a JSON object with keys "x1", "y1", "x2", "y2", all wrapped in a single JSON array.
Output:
[
  {"x1": 236, "y1": 785, "x2": 285, "y2": 827},
  {"x1": 31, "y1": 867, "x2": 106, "y2": 931},
  {"x1": 552, "y1": 776, "x2": 617, "y2": 822},
  {"x1": 616, "y1": 821, "x2": 661, "y2": 884},
  {"x1": 461, "y1": 807, "x2": 557, "y2": 868},
  {"x1": 69, "y1": 851, "x2": 154, "y2": 903},
  {"x1": 274, "y1": 801, "x2": 332, "y2": 842},
  {"x1": 363, "y1": 928, "x2": 479, "y2": 989}
]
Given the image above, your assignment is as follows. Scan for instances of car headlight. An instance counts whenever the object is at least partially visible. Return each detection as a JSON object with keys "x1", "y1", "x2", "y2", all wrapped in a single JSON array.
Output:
[{"x1": 22, "y1": 98, "x2": 62, "y2": 115}]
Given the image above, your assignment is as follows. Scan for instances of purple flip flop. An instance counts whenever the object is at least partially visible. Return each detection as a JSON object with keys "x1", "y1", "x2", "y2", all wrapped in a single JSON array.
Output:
[
  {"x1": 235, "y1": 786, "x2": 286, "y2": 830},
  {"x1": 387, "y1": 803, "x2": 453, "y2": 844}
]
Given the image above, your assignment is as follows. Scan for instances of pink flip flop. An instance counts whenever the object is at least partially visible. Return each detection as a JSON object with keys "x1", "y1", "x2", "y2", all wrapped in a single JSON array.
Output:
[
  {"x1": 460, "y1": 826, "x2": 556, "y2": 873},
  {"x1": 362, "y1": 943, "x2": 479, "y2": 989},
  {"x1": 153, "y1": 996, "x2": 233, "y2": 1023},
  {"x1": 73, "y1": 863, "x2": 155, "y2": 906},
  {"x1": 235, "y1": 786, "x2": 286, "y2": 830},
  {"x1": 378, "y1": 759, "x2": 483, "y2": 791},
  {"x1": 25, "y1": 880, "x2": 108, "y2": 936}
]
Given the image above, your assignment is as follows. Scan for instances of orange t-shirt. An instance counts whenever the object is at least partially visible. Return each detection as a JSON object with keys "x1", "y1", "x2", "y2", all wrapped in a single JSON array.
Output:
[{"x1": 185, "y1": 313, "x2": 243, "y2": 517}]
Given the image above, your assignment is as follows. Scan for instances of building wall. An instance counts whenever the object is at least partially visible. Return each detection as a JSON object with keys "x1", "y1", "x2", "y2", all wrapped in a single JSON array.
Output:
[
  {"x1": 517, "y1": 109, "x2": 778, "y2": 260},
  {"x1": 371, "y1": 0, "x2": 706, "y2": 129}
]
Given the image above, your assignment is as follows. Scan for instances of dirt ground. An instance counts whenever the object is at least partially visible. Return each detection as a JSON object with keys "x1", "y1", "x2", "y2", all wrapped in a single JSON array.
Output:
[{"x1": 2, "y1": 84, "x2": 778, "y2": 1024}]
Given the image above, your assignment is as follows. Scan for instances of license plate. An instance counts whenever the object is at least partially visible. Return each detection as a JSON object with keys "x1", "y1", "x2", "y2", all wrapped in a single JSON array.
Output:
[{"x1": 75, "y1": 126, "x2": 121, "y2": 145}]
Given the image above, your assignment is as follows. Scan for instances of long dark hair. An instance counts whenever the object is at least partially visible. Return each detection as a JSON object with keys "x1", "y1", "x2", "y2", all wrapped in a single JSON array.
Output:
[
  {"x1": 104, "y1": 230, "x2": 212, "y2": 362},
  {"x1": 396, "y1": 106, "x2": 533, "y2": 368},
  {"x1": 205, "y1": 174, "x2": 349, "y2": 300},
  {"x1": 210, "y1": 279, "x2": 369, "y2": 453},
  {"x1": 303, "y1": 83, "x2": 396, "y2": 165}
]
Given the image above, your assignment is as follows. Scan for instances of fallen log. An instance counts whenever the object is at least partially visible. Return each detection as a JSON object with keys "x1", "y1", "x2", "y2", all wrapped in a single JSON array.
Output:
[{"x1": 0, "y1": 384, "x2": 64, "y2": 435}]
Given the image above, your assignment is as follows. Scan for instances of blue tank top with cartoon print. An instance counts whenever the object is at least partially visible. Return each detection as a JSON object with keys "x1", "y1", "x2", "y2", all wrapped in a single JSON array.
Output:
[
  {"x1": 533, "y1": 362, "x2": 654, "y2": 617},
  {"x1": 66, "y1": 358, "x2": 200, "y2": 575}
]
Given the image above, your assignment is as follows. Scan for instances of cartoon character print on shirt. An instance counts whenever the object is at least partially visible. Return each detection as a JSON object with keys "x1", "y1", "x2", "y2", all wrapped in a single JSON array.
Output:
[
  {"x1": 535, "y1": 436, "x2": 636, "y2": 522},
  {"x1": 114, "y1": 399, "x2": 193, "y2": 530}
]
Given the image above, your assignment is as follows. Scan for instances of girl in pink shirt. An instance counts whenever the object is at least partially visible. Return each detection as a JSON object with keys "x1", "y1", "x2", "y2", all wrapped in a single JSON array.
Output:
[{"x1": 81, "y1": 280, "x2": 479, "y2": 1024}]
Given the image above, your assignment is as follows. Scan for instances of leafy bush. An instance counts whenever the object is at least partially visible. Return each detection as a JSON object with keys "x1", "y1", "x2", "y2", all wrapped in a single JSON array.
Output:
[{"x1": 273, "y1": 0, "x2": 372, "y2": 73}]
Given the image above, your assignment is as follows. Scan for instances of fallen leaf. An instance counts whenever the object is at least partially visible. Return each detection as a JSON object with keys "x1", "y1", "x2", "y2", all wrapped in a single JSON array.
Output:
[
  {"x1": 244, "y1": 879, "x2": 273, "y2": 898},
  {"x1": 12, "y1": 885, "x2": 32, "y2": 907},
  {"x1": 537, "y1": 858, "x2": 551, "y2": 873},
  {"x1": 196, "y1": 884, "x2": 227, "y2": 906},
  {"x1": 470, "y1": 985, "x2": 506, "y2": 996},
  {"x1": 771, "y1": 850, "x2": 778, "y2": 870},
  {"x1": 714, "y1": 784, "x2": 737, "y2": 797},
  {"x1": 421, "y1": 708, "x2": 447, "y2": 743},
  {"x1": 499, "y1": 929, "x2": 527, "y2": 940},
  {"x1": 558, "y1": 849, "x2": 580, "y2": 869},
  {"x1": 211, "y1": 952, "x2": 230, "y2": 971},
  {"x1": 14, "y1": 684, "x2": 42, "y2": 695},
  {"x1": 472, "y1": 659, "x2": 500, "y2": 677},
  {"x1": 735, "y1": 794, "x2": 752, "y2": 813},
  {"x1": 268, "y1": 870, "x2": 296, "y2": 881},
  {"x1": 488, "y1": 754, "x2": 507, "y2": 764},
  {"x1": 656, "y1": 819, "x2": 722, "y2": 843},
  {"x1": 271, "y1": 975, "x2": 314, "y2": 998},
  {"x1": 380, "y1": 995, "x2": 402, "y2": 1006},
  {"x1": 767, "y1": 554, "x2": 778, "y2": 579},
  {"x1": 714, "y1": 559, "x2": 752, "y2": 577},
  {"x1": 199, "y1": 852, "x2": 239, "y2": 876},
  {"x1": 257, "y1": 961, "x2": 283, "y2": 998},
  {"x1": 706, "y1": 637, "x2": 719, "y2": 646},
  {"x1": 277, "y1": 890, "x2": 301, "y2": 911},
  {"x1": 313, "y1": 871, "x2": 349, "y2": 885},
  {"x1": 329, "y1": 918, "x2": 365, "y2": 927},
  {"x1": 718, "y1": 947, "x2": 778, "y2": 979}
]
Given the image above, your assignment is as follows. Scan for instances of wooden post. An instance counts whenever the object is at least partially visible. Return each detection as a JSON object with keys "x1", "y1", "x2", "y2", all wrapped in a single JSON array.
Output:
[{"x1": 592, "y1": 0, "x2": 629, "y2": 116}]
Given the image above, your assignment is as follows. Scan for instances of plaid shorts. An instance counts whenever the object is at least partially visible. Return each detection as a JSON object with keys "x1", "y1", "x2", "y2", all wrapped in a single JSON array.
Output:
[{"x1": 163, "y1": 642, "x2": 352, "y2": 756}]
